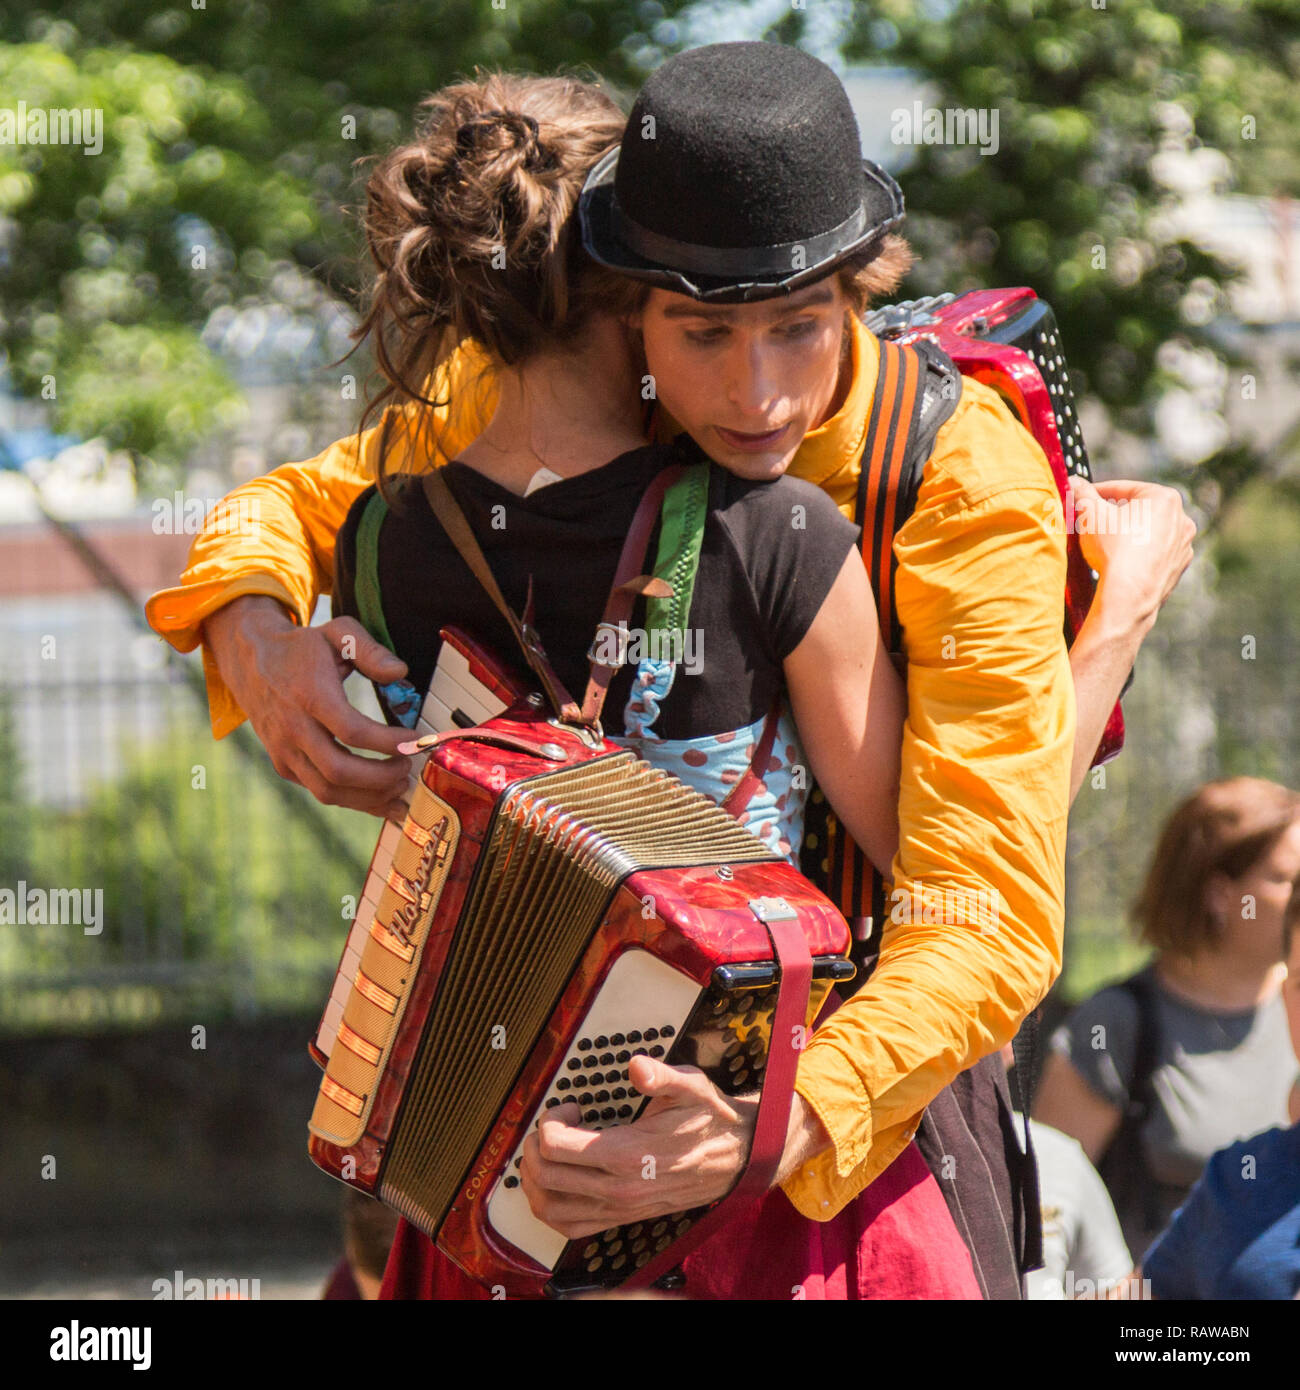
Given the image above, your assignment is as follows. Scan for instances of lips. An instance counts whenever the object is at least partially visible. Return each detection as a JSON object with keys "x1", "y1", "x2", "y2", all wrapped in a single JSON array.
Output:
[{"x1": 715, "y1": 423, "x2": 790, "y2": 452}]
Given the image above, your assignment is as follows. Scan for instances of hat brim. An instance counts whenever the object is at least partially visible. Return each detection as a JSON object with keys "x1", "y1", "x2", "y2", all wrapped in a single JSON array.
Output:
[{"x1": 579, "y1": 146, "x2": 905, "y2": 303}]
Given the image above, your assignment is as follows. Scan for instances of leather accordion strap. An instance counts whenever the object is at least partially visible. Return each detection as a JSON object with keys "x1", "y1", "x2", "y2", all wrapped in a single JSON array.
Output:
[
  {"x1": 578, "y1": 464, "x2": 684, "y2": 727},
  {"x1": 422, "y1": 470, "x2": 584, "y2": 725},
  {"x1": 622, "y1": 915, "x2": 813, "y2": 1292}
]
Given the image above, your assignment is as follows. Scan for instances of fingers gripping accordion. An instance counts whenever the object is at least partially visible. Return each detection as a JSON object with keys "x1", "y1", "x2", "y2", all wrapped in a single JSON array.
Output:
[{"x1": 308, "y1": 702, "x2": 852, "y2": 1297}]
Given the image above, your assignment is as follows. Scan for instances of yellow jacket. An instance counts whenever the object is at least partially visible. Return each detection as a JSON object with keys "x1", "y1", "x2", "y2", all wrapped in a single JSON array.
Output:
[{"x1": 146, "y1": 315, "x2": 1074, "y2": 1219}]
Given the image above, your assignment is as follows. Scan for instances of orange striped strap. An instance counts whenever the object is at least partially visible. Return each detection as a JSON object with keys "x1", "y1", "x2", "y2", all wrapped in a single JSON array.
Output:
[{"x1": 825, "y1": 340, "x2": 927, "y2": 924}]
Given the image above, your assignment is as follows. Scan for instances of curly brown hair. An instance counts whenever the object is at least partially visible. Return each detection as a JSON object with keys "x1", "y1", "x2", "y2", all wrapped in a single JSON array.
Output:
[
  {"x1": 345, "y1": 68, "x2": 914, "y2": 504},
  {"x1": 347, "y1": 69, "x2": 626, "y2": 503}
]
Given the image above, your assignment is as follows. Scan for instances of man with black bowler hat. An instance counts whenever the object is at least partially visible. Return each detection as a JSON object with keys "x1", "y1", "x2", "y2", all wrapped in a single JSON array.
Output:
[
  {"x1": 511, "y1": 41, "x2": 1195, "y2": 1299},
  {"x1": 149, "y1": 41, "x2": 1194, "y2": 1298}
]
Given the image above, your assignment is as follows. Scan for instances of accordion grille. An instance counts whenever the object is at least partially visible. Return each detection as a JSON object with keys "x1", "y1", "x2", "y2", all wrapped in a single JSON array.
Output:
[{"x1": 380, "y1": 750, "x2": 774, "y2": 1234}]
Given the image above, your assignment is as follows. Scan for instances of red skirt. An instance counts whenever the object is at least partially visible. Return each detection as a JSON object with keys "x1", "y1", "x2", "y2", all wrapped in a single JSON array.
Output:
[{"x1": 379, "y1": 1138, "x2": 981, "y2": 1301}]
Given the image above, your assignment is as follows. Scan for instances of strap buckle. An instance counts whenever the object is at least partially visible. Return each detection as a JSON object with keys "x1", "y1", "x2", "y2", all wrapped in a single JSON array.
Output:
[{"x1": 587, "y1": 620, "x2": 630, "y2": 671}]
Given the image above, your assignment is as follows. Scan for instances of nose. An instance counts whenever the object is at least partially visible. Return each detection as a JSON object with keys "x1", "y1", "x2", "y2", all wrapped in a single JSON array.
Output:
[{"x1": 723, "y1": 332, "x2": 780, "y2": 419}]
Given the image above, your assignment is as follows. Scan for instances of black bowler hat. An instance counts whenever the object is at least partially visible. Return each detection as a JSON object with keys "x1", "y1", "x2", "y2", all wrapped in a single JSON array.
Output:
[{"x1": 580, "y1": 41, "x2": 904, "y2": 302}]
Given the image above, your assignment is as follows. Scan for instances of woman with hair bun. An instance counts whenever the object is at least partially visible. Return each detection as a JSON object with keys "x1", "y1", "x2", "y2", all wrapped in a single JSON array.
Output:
[
  {"x1": 328, "y1": 69, "x2": 980, "y2": 1299},
  {"x1": 1036, "y1": 776, "x2": 1300, "y2": 1263}
]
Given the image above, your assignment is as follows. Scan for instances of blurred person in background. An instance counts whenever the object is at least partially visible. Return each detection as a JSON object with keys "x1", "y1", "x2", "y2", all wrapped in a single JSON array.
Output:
[
  {"x1": 1001, "y1": 1037, "x2": 1132, "y2": 1300},
  {"x1": 321, "y1": 1189, "x2": 399, "y2": 1300},
  {"x1": 1137, "y1": 877, "x2": 1300, "y2": 1299},
  {"x1": 1035, "y1": 776, "x2": 1300, "y2": 1262}
]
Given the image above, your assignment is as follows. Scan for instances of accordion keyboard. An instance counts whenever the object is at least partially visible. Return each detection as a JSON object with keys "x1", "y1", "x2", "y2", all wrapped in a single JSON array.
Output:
[
  {"x1": 313, "y1": 641, "x2": 507, "y2": 1064},
  {"x1": 485, "y1": 948, "x2": 700, "y2": 1268}
]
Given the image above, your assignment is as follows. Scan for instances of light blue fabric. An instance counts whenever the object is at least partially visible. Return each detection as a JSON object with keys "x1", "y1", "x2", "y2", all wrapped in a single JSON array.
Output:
[{"x1": 613, "y1": 658, "x2": 807, "y2": 865}]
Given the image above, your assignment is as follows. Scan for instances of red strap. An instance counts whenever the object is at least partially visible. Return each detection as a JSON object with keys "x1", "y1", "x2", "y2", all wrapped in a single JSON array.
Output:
[
  {"x1": 720, "y1": 694, "x2": 782, "y2": 818},
  {"x1": 622, "y1": 915, "x2": 813, "y2": 1291}
]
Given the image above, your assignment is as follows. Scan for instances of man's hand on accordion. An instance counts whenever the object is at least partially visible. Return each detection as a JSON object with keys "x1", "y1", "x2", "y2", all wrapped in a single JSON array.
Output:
[
  {"x1": 520, "y1": 1054, "x2": 831, "y2": 1238},
  {"x1": 519, "y1": 1055, "x2": 758, "y2": 1239}
]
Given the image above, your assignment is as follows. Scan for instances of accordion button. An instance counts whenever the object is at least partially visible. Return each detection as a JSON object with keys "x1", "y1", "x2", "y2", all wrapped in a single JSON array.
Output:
[
  {"x1": 504, "y1": 1177, "x2": 519, "y2": 1189},
  {"x1": 607, "y1": 1240, "x2": 624, "y2": 1256},
  {"x1": 601, "y1": 1108, "x2": 616, "y2": 1121},
  {"x1": 616, "y1": 1051, "x2": 631, "y2": 1064},
  {"x1": 612, "y1": 1088, "x2": 627, "y2": 1100},
  {"x1": 594, "y1": 1036, "x2": 610, "y2": 1049},
  {"x1": 610, "y1": 1034, "x2": 626, "y2": 1047},
  {"x1": 556, "y1": 1078, "x2": 570, "y2": 1091},
  {"x1": 650, "y1": 1046, "x2": 665, "y2": 1059},
  {"x1": 586, "y1": 1258, "x2": 603, "y2": 1274},
  {"x1": 627, "y1": 1031, "x2": 643, "y2": 1043},
  {"x1": 577, "y1": 1039, "x2": 592, "y2": 1053},
  {"x1": 567, "y1": 1057, "x2": 582, "y2": 1071},
  {"x1": 644, "y1": 1028, "x2": 659, "y2": 1042},
  {"x1": 583, "y1": 1242, "x2": 601, "y2": 1259},
  {"x1": 661, "y1": 1025, "x2": 676, "y2": 1038},
  {"x1": 611, "y1": 1255, "x2": 627, "y2": 1271},
  {"x1": 595, "y1": 1090, "x2": 610, "y2": 1103},
  {"x1": 733, "y1": 1069, "x2": 750, "y2": 1088},
  {"x1": 579, "y1": 1093, "x2": 594, "y2": 1106},
  {"x1": 602, "y1": 1229, "x2": 620, "y2": 1244},
  {"x1": 651, "y1": 1221, "x2": 668, "y2": 1237},
  {"x1": 617, "y1": 1106, "x2": 633, "y2": 1119},
  {"x1": 600, "y1": 1053, "x2": 615, "y2": 1066},
  {"x1": 583, "y1": 1110, "x2": 599, "y2": 1124}
]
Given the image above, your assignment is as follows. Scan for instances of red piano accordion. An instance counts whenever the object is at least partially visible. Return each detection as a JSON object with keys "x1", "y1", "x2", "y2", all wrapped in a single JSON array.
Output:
[
  {"x1": 308, "y1": 694, "x2": 852, "y2": 1298},
  {"x1": 864, "y1": 286, "x2": 1127, "y2": 762}
]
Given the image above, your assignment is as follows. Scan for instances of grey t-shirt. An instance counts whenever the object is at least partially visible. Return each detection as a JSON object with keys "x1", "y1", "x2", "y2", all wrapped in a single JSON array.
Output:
[{"x1": 1050, "y1": 966, "x2": 1298, "y2": 1261}]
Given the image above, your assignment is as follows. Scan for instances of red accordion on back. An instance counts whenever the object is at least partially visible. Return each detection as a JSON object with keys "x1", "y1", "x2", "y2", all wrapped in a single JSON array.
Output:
[{"x1": 308, "y1": 699, "x2": 851, "y2": 1298}]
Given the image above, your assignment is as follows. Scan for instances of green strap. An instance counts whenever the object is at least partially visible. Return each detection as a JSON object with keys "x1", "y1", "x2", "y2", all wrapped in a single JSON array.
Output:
[
  {"x1": 354, "y1": 490, "x2": 396, "y2": 651},
  {"x1": 645, "y1": 461, "x2": 708, "y2": 647}
]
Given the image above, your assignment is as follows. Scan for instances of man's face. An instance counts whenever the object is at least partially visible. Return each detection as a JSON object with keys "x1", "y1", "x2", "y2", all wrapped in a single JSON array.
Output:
[{"x1": 635, "y1": 278, "x2": 850, "y2": 481}]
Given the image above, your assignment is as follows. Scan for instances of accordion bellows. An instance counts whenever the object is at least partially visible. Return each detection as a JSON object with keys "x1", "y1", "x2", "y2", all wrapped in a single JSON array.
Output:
[{"x1": 308, "y1": 705, "x2": 851, "y2": 1296}]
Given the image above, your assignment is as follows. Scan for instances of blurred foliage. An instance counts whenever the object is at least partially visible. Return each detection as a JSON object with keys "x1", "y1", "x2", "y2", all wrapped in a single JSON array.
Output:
[
  {"x1": 0, "y1": 2, "x2": 678, "y2": 467},
  {"x1": 2, "y1": 0, "x2": 1297, "y2": 512},
  {"x1": 850, "y1": 0, "x2": 1300, "y2": 530},
  {"x1": 0, "y1": 702, "x2": 376, "y2": 1034}
]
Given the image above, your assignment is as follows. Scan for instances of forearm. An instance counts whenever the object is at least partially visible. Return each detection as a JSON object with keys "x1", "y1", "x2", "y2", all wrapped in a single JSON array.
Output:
[{"x1": 1068, "y1": 585, "x2": 1152, "y2": 803}]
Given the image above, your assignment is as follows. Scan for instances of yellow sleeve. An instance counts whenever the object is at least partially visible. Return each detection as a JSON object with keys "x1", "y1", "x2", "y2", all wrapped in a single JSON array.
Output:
[
  {"x1": 144, "y1": 345, "x2": 498, "y2": 739},
  {"x1": 781, "y1": 380, "x2": 1076, "y2": 1219}
]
